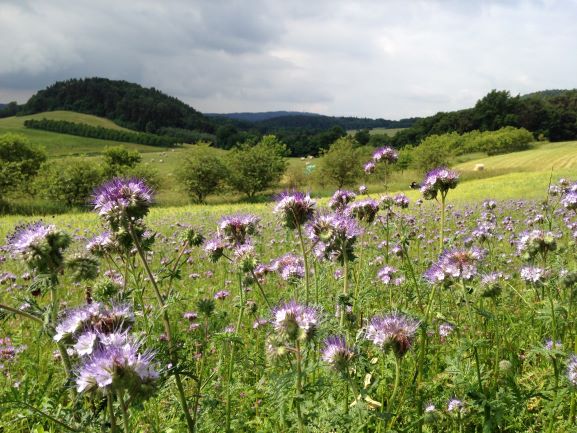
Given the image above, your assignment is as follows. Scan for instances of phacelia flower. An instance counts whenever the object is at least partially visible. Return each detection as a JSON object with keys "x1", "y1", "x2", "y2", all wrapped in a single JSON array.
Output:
[
  {"x1": 5, "y1": 222, "x2": 70, "y2": 273},
  {"x1": 321, "y1": 335, "x2": 354, "y2": 373},
  {"x1": 420, "y1": 167, "x2": 459, "y2": 200},
  {"x1": 329, "y1": 190, "x2": 357, "y2": 211},
  {"x1": 424, "y1": 247, "x2": 486, "y2": 284},
  {"x1": 214, "y1": 290, "x2": 230, "y2": 300},
  {"x1": 76, "y1": 338, "x2": 158, "y2": 395},
  {"x1": 567, "y1": 354, "x2": 577, "y2": 386},
  {"x1": 393, "y1": 193, "x2": 410, "y2": 209},
  {"x1": 377, "y1": 265, "x2": 405, "y2": 286},
  {"x1": 272, "y1": 300, "x2": 319, "y2": 341},
  {"x1": 345, "y1": 199, "x2": 380, "y2": 223},
  {"x1": 86, "y1": 231, "x2": 119, "y2": 256},
  {"x1": 520, "y1": 266, "x2": 548, "y2": 284},
  {"x1": 270, "y1": 253, "x2": 305, "y2": 281},
  {"x1": 274, "y1": 191, "x2": 316, "y2": 229},
  {"x1": 517, "y1": 229, "x2": 558, "y2": 260},
  {"x1": 204, "y1": 236, "x2": 227, "y2": 262},
  {"x1": 217, "y1": 214, "x2": 260, "y2": 246},
  {"x1": 363, "y1": 161, "x2": 376, "y2": 174},
  {"x1": 365, "y1": 313, "x2": 420, "y2": 358},
  {"x1": 372, "y1": 146, "x2": 398, "y2": 164},
  {"x1": 307, "y1": 213, "x2": 363, "y2": 264},
  {"x1": 93, "y1": 177, "x2": 153, "y2": 224},
  {"x1": 54, "y1": 303, "x2": 134, "y2": 343}
]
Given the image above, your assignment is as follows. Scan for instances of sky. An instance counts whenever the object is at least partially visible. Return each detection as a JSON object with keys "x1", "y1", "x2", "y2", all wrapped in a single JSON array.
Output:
[{"x1": 1, "y1": 0, "x2": 577, "y2": 119}]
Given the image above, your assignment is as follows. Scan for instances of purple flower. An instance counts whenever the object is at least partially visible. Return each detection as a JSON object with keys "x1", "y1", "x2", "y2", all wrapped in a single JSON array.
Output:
[
  {"x1": 307, "y1": 213, "x2": 363, "y2": 264},
  {"x1": 217, "y1": 214, "x2": 260, "y2": 245},
  {"x1": 520, "y1": 266, "x2": 548, "y2": 284},
  {"x1": 567, "y1": 355, "x2": 577, "y2": 386},
  {"x1": 321, "y1": 335, "x2": 354, "y2": 372},
  {"x1": 363, "y1": 161, "x2": 376, "y2": 174},
  {"x1": 365, "y1": 313, "x2": 420, "y2": 357},
  {"x1": 203, "y1": 236, "x2": 227, "y2": 262},
  {"x1": 517, "y1": 229, "x2": 558, "y2": 259},
  {"x1": 447, "y1": 398, "x2": 464, "y2": 414},
  {"x1": 272, "y1": 300, "x2": 319, "y2": 341},
  {"x1": 54, "y1": 303, "x2": 134, "y2": 343},
  {"x1": 420, "y1": 167, "x2": 459, "y2": 200},
  {"x1": 393, "y1": 193, "x2": 410, "y2": 209},
  {"x1": 562, "y1": 192, "x2": 577, "y2": 210},
  {"x1": 345, "y1": 199, "x2": 380, "y2": 223},
  {"x1": 86, "y1": 231, "x2": 118, "y2": 256},
  {"x1": 274, "y1": 191, "x2": 316, "y2": 229},
  {"x1": 377, "y1": 265, "x2": 405, "y2": 286},
  {"x1": 270, "y1": 253, "x2": 305, "y2": 281},
  {"x1": 5, "y1": 222, "x2": 70, "y2": 272},
  {"x1": 93, "y1": 177, "x2": 153, "y2": 223},
  {"x1": 438, "y1": 322, "x2": 454, "y2": 338},
  {"x1": 183, "y1": 311, "x2": 198, "y2": 321},
  {"x1": 232, "y1": 243, "x2": 257, "y2": 272},
  {"x1": 372, "y1": 146, "x2": 398, "y2": 164},
  {"x1": 358, "y1": 184, "x2": 368, "y2": 194},
  {"x1": 214, "y1": 290, "x2": 230, "y2": 300},
  {"x1": 424, "y1": 248, "x2": 485, "y2": 283},
  {"x1": 329, "y1": 190, "x2": 357, "y2": 211},
  {"x1": 76, "y1": 338, "x2": 158, "y2": 394}
]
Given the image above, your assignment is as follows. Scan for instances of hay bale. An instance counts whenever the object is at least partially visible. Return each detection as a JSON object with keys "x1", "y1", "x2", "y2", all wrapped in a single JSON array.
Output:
[{"x1": 474, "y1": 164, "x2": 485, "y2": 171}]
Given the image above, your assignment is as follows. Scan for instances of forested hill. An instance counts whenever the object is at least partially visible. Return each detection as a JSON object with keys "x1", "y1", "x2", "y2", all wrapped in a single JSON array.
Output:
[
  {"x1": 392, "y1": 89, "x2": 577, "y2": 147},
  {"x1": 12, "y1": 78, "x2": 214, "y2": 133},
  {"x1": 208, "y1": 111, "x2": 418, "y2": 131}
]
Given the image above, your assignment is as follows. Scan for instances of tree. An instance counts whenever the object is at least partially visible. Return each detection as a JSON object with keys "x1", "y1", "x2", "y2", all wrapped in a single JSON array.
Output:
[
  {"x1": 318, "y1": 136, "x2": 362, "y2": 188},
  {"x1": 226, "y1": 135, "x2": 288, "y2": 199},
  {"x1": 354, "y1": 129, "x2": 371, "y2": 146},
  {"x1": 35, "y1": 158, "x2": 103, "y2": 206},
  {"x1": 178, "y1": 143, "x2": 228, "y2": 203},
  {"x1": 413, "y1": 134, "x2": 454, "y2": 172},
  {"x1": 0, "y1": 133, "x2": 46, "y2": 200},
  {"x1": 102, "y1": 146, "x2": 142, "y2": 177}
]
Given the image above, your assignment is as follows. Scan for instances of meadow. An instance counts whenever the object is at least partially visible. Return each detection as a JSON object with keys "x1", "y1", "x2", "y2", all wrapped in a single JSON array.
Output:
[{"x1": 2, "y1": 143, "x2": 577, "y2": 432}]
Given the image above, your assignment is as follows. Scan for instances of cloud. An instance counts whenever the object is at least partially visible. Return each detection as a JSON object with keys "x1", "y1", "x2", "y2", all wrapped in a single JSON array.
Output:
[{"x1": 1, "y1": 0, "x2": 577, "y2": 118}]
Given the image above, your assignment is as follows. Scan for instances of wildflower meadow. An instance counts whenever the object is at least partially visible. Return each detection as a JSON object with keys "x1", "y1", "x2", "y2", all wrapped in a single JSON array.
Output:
[{"x1": 2, "y1": 147, "x2": 577, "y2": 432}]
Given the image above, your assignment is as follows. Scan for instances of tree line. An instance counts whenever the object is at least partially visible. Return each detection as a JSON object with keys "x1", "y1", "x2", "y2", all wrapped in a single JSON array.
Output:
[{"x1": 24, "y1": 119, "x2": 181, "y2": 147}]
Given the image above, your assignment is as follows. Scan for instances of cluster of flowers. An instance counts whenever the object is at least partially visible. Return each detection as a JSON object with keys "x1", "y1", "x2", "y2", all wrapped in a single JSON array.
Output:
[
  {"x1": 204, "y1": 214, "x2": 260, "y2": 265},
  {"x1": 420, "y1": 167, "x2": 459, "y2": 200},
  {"x1": 363, "y1": 146, "x2": 399, "y2": 174},
  {"x1": 54, "y1": 302, "x2": 158, "y2": 396},
  {"x1": 424, "y1": 247, "x2": 486, "y2": 284},
  {"x1": 0, "y1": 337, "x2": 26, "y2": 369}
]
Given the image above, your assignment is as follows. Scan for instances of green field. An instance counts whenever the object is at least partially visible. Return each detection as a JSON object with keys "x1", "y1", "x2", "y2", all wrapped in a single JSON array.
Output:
[{"x1": 0, "y1": 111, "x2": 165, "y2": 155}]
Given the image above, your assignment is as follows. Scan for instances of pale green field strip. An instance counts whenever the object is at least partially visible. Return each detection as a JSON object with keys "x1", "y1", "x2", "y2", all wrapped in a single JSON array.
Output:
[
  {"x1": 455, "y1": 141, "x2": 577, "y2": 172},
  {"x1": 0, "y1": 111, "x2": 166, "y2": 155}
]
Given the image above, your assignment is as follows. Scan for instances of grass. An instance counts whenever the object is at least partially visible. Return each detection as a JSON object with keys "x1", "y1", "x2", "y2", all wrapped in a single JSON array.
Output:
[{"x1": 0, "y1": 111, "x2": 167, "y2": 156}]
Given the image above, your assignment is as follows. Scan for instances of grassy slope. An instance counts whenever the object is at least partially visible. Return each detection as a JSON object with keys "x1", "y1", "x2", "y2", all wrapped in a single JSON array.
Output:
[{"x1": 0, "y1": 111, "x2": 166, "y2": 156}]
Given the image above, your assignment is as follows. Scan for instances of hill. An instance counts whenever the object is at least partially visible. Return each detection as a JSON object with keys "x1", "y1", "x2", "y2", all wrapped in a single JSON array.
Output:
[
  {"x1": 207, "y1": 111, "x2": 321, "y2": 122},
  {"x1": 392, "y1": 89, "x2": 577, "y2": 147},
  {"x1": 0, "y1": 111, "x2": 167, "y2": 156},
  {"x1": 15, "y1": 77, "x2": 214, "y2": 133}
]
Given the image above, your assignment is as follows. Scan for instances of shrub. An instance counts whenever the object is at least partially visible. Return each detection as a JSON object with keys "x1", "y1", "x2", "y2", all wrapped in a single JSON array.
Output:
[
  {"x1": 318, "y1": 136, "x2": 363, "y2": 188},
  {"x1": 0, "y1": 133, "x2": 46, "y2": 199},
  {"x1": 178, "y1": 143, "x2": 228, "y2": 203},
  {"x1": 225, "y1": 135, "x2": 288, "y2": 198}
]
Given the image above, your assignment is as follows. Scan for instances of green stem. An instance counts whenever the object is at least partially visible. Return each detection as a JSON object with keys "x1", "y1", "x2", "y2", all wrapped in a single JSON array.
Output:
[
  {"x1": 297, "y1": 224, "x2": 310, "y2": 304},
  {"x1": 118, "y1": 390, "x2": 131, "y2": 433},
  {"x1": 295, "y1": 340, "x2": 305, "y2": 433},
  {"x1": 387, "y1": 357, "x2": 402, "y2": 430},
  {"x1": 439, "y1": 193, "x2": 446, "y2": 254},
  {"x1": 127, "y1": 224, "x2": 195, "y2": 433},
  {"x1": 0, "y1": 302, "x2": 43, "y2": 324},
  {"x1": 108, "y1": 393, "x2": 117, "y2": 433},
  {"x1": 251, "y1": 270, "x2": 272, "y2": 309},
  {"x1": 339, "y1": 253, "x2": 349, "y2": 329}
]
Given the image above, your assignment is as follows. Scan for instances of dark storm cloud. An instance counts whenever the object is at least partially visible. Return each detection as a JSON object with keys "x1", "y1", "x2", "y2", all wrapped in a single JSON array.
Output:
[{"x1": 1, "y1": 0, "x2": 577, "y2": 118}]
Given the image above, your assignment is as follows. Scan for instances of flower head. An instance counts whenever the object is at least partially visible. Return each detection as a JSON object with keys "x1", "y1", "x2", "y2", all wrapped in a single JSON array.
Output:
[
  {"x1": 517, "y1": 229, "x2": 558, "y2": 260},
  {"x1": 567, "y1": 354, "x2": 577, "y2": 386},
  {"x1": 372, "y1": 147, "x2": 398, "y2": 164},
  {"x1": 218, "y1": 214, "x2": 260, "y2": 246},
  {"x1": 274, "y1": 191, "x2": 316, "y2": 229},
  {"x1": 424, "y1": 247, "x2": 485, "y2": 284},
  {"x1": 272, "y1": 300, "x2": 319, "y2": 341},
  {"x1": 345, "y1": 199, "x2": 380, "y2": 223},
  {"x1": 420, "y1": 167, "x2": 459, "y2": 200},
  {"x1": 270, "y1": 253, "x2": 305, "y2": 282},
  {"x1": 321, "y1": 335, "x2": 354, "y2": 373},
  {"x1": 365, "y1": 313, "x2": 420, "y2": 357},
  {"x1": 5, "y1": 222, "x2": 70, "y2": 272},
  {"x1": 377, "y1": 265, "x2": 405, "y2": 286},
  {"x1": 86, "y1": 232, "x2": 119, "y2": 256},
  {"x1": 307, "y1": 213, "x2": 363, "y2": 264},
  {"x1": 76, "y1": 337, "x2": 158, "y2": 396},
  {"x1": 93, "y1": 178, "x2": 153, "y2": 224},
  {"x1": 329, "y1": 190, "x2": 356, "y2": 211}
]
